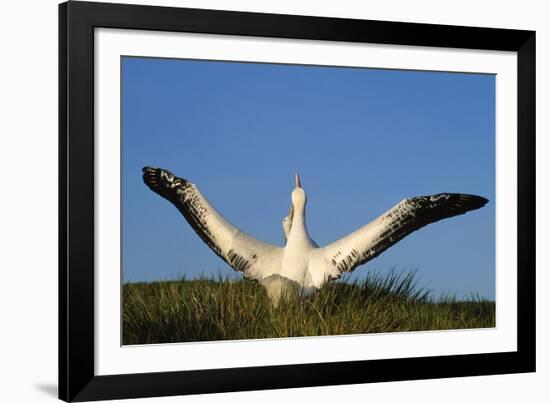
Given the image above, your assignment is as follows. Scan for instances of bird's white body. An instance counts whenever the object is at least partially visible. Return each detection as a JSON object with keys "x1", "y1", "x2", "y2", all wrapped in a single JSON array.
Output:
[{"x1": 143, "y1": 167, "x2": 488, "y2": 304}]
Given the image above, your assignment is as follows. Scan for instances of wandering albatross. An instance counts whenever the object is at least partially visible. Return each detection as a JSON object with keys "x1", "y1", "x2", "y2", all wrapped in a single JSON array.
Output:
[{"x1": 142, "y1": 167, "x2": 488, "y2": 304}]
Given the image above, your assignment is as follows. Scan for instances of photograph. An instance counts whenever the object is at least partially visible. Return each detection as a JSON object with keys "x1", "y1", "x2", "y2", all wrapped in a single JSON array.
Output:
[
  {"x1": 121, "y1": 56, "x2": 496, "y2": 345},
  {"x1": 53, "y1": 1, "x2": 537, "y2": 401}
]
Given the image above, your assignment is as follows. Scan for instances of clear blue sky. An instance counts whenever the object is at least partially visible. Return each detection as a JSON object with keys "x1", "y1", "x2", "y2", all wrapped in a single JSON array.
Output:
[{"x1": 122, "y1": 56, "x2": 495, "y2": 300}]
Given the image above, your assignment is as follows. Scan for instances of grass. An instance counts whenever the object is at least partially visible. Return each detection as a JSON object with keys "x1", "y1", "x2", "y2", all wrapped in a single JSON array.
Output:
[{"x1": 122, "y1": 270, "x2": 495, "y2": 345}]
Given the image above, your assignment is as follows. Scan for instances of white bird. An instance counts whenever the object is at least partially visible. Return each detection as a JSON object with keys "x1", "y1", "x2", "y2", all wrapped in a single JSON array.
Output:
[{"x1": 142, "y1": 167, "x2": 488, "y2": 304}]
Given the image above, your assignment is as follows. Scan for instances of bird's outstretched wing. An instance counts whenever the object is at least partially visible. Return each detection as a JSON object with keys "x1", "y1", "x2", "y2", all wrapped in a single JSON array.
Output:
[
  {"x1": 317, "y1": 193, "x2": 488, "y2": 280},
  {"x1": 142, "y1": 167, "x2": 281, "y2": 280}
]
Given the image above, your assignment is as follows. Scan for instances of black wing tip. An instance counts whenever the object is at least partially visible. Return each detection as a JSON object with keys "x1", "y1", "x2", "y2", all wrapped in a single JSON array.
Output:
[
  {"x1": 456, "y1": 194, "x2": 489, "y2": 211},
  {"x1": 142, "y1": 166, "x2": 162, "y2": 190},
  {"x1": 142, "y1": 166, "x2": 188, "y2": 200},
  {"x1": 414, "y1": 193, "x2": 489, "y2": 215}
]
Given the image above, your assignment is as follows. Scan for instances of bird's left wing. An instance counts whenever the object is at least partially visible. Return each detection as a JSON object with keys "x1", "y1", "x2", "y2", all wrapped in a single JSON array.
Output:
[
  {"x1": 142, "y1": 167, "x2": 281, "y2": 281},
  {"x1": 316, "y1": 193, "x2": 488, "y2": 280}
]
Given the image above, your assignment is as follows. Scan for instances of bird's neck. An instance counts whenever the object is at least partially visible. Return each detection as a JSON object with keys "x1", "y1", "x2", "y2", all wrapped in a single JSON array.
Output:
[{"x1": 287, "y1": 204, "x2": 313, "y2": 248}]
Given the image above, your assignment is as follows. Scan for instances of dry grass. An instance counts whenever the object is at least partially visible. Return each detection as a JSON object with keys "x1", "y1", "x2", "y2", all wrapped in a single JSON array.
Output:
[{"x1": 122, "y1": 270, "x2": 495, "y2": 345}]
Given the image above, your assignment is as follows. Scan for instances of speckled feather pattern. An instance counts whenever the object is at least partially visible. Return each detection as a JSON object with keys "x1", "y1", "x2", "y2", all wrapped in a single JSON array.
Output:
[
  {"x1": 325, "y1": 194, "x2": 488, "y2": 275},
  {"x1": 143, "y1": 167, "x2": 279, "y2": 282}
]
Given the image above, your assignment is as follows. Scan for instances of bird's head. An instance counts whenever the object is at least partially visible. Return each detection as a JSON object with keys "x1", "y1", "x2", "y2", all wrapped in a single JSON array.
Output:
[
  {"x1": 282, "y1": 204, "x2": 294, "y2": 240},
  {"x1": 283, "y1": 173, "x2": 306, "y2": 241},
  {"x1": 291, "y1": 173, "x2": 307, "y2": 208}
]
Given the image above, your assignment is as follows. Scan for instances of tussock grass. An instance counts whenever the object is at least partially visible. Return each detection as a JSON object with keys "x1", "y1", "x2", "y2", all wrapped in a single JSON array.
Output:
[{"x1": 122, "y1": 270, "x2": 495, "y2": 345}]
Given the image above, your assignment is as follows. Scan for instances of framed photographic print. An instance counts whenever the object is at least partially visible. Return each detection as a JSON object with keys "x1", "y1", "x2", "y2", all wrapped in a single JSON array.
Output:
[{"x1": 59, "y1": 1, "x2": 535, "y2": 401}]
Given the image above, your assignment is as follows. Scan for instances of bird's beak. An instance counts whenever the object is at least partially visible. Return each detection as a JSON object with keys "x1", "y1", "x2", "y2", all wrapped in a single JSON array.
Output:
[{"x1": 295, "y1": 173, "x2": 301, "y2": 189}]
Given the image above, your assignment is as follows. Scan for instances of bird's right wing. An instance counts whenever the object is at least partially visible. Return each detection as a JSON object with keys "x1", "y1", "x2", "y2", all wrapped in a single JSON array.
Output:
[
  {"x1": 317, "y1": 193, "x2": 488, "y2": 280},
  {"x1": 142, "y1": 167, "x2": 281, "y2": 281}
]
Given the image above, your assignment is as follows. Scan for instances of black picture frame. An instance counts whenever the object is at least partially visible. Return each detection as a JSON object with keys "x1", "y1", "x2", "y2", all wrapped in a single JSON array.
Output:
[{"x1": 59, "y1": 1, "x2": 536, "y2": 401}]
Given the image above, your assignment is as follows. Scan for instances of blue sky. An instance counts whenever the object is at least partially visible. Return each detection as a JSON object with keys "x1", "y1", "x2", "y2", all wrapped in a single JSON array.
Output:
[{"x1": 122, "y1": 56, "x2": 495, "y2": 300}]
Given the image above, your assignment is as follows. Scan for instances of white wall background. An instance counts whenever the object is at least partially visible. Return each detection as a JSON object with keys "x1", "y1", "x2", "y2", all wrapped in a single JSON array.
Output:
[{"x1": 0, "y1": 0, "x2": 547, "y2": 402}]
